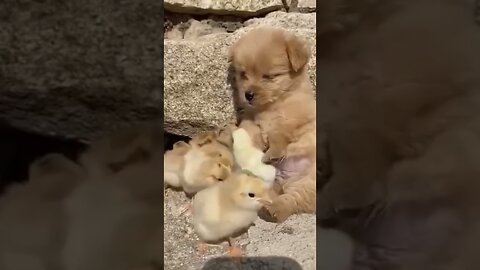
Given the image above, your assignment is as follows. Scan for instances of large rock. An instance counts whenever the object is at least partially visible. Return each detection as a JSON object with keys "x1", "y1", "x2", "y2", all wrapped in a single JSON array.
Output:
[
  {"x1": 0, "y1": 0, "x2": 162, "y2": 142},
  {"x1": 164, "y1": 11, "x2": 316, "y2": 137},
  {"x1": 164, "y1": 0, "x2": 285, "y2": 16}
]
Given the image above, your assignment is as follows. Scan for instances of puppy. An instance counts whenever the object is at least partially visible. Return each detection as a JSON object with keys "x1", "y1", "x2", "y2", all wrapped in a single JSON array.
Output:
[
  {"x1": 78, "y1": 121, "x2": 163, "y2": 178},
  {"x1": 316, "y1": 0, "x2": 480, "y2": 269},
  {"x1": 229, "y1": 27, "x2": 316, "y2": 222}
]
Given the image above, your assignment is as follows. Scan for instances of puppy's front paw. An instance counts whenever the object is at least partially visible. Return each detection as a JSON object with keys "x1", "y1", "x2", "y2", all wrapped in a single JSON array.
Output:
[
  {"x1": 262, "y1": 148, "x2": 285, "y2": 164},
  {"x1": 264, "y1": 195, "x2": 294, "y2": 223}
]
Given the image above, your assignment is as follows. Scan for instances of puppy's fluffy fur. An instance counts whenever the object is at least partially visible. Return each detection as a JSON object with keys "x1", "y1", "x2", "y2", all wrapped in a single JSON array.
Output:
[
  {"x1": 317, "y1": 0, "x2": 480, "y2": 269},
  {"x1": 229, "y1": 27, "x2": 316, "y2": 221}
]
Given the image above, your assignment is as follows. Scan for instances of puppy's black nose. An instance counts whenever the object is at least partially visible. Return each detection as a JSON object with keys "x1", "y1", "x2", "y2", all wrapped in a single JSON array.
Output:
[{"x1": 245, "y1": 91, "x2": 254, "y2": 103}]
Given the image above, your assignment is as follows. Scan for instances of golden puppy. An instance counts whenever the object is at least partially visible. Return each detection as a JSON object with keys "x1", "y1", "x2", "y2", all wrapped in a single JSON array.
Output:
[{"x1": 229, "y1": 27, "x2": 316, "y2": 222}]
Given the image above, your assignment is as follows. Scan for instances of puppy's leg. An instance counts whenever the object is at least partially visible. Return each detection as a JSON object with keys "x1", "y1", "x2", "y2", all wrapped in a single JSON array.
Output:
[
  {"x1": 263, "y1": 133, "x2": 289, "y2": 163},
  {"x1": 285, "y1": 132, "x2": 316, "y2": 159},
  {"x1": 265, "y1": 173, "x2": 316, "y2": 222}
]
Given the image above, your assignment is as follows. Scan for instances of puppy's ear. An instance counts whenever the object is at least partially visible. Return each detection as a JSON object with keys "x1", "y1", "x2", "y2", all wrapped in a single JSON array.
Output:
[{"x1": 285, "y1": 33, "x2": 310, "y2": 72}]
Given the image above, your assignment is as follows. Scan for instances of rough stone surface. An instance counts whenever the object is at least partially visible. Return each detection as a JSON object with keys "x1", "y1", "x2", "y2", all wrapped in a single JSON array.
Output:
[
  {"x1": 285, "y1": 0, "x2": 317, "y2": 12},
  {"x1": 0, "y1": 0, "x2": 163, "y2": 142},
  {"x1": 164, "y1": 188, "x2": 317, "y2": 270},
  {"x1": 164, "y1": 11, "x2": 316, "y2": 137},
  {"x1": 164, "y1": 0, "x2": 286, "y2": 16},
  {"x1": 297, "y1": 0, "x2": 317, "y2": 12}
]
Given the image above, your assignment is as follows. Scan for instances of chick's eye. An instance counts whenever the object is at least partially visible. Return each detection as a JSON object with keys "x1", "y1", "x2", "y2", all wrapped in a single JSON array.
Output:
[{"x1": 248, "y1": 193, "x2": 255, "y2": 198}]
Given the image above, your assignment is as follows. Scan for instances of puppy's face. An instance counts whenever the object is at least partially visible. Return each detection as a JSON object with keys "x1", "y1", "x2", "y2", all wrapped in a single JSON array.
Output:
[{"x1": 229, "y1": 27, "x2": 311, "y2": 111}]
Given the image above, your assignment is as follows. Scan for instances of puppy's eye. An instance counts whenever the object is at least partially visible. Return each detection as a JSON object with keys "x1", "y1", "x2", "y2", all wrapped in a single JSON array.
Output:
[
  {"x1": 240, "y1": 71, "x2": 247, "y2": 79},
  {"x1": 218, "y1": 153, "x2": 222, "y2": 157},
  {"x1": 217, "y1": 163, "x2": 221, "y2": 168},
  {"x1": 248, "y1": 193, "x2": 255, "y2": 198},
  {"x1": 262, "y1": 73, "x2": 282, "y2": 80}
]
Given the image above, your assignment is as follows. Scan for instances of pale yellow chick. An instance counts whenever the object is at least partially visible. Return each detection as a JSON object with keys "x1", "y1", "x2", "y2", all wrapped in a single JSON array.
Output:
[
  {"x1": 232, "y1": 126, "x2": 276, "y2": 185},
  {"x1": 192, "y1": 170, "x2": 272, "y2": 258}
]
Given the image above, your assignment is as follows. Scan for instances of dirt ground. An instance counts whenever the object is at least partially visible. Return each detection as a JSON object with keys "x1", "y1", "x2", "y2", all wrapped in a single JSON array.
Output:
[{"x1": 164, "y1": 188, "x2": 317, "y2": 270}]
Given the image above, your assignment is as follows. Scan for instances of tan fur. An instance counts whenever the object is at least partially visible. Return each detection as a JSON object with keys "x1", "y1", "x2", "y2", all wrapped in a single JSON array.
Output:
[
  {"x1": 317, "y1": 0, "x2": 480, "y2": 212},
  {"x1": 230, "y1": 27, "x2": 316, "y2": 221},
  {"x1": 238, "y1": 120, "x2": 266, "y2": 151}
]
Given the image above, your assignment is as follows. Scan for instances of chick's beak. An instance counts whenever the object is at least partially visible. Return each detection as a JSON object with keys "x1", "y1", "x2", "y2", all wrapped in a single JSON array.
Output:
[{"x1": 257, "y1": 193, "x2": 273, "y2": 205}]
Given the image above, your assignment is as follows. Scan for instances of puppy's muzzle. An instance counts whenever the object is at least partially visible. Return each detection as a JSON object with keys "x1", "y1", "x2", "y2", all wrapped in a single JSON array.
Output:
[{"x1": 245, "y1": 91, "x2": 254, "y2": 104}]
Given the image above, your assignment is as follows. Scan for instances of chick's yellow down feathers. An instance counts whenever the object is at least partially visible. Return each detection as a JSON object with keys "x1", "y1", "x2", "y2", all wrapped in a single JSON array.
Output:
[
  {"x1": 192, "y1": 171, "x2": 272, "y2": 243},
  {"x1": 232, "y1": 128, "x2": 276, "y2": 185},
  {"x1": 164, "y1": 141, "x2": 232, "y2": 194}
]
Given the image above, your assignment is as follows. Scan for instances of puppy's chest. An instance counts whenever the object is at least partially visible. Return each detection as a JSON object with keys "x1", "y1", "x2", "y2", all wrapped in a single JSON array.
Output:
[{"x1": 254, "y1": 113, "x2": 288, "y2": 138}]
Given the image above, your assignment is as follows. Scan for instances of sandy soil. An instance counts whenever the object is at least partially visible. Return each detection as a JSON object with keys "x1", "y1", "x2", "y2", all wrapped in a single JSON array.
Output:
[{"x1": 164, "y1": 188, "x2": 317, "y2": 270}]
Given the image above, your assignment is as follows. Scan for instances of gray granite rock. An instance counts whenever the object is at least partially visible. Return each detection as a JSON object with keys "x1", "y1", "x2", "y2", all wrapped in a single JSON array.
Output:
[
  {"x1": 0, "y1": 0, "x2": 162, "y2": 142},
  {"x1": 287, "y1": 0, "x2": 317, "y2": 12},
  {"x1": 164, "y1": 11, "x2": 316, "y2": 137},
  {"x1": 164, "y1": 0, "x2": 286, "y2": 16}
]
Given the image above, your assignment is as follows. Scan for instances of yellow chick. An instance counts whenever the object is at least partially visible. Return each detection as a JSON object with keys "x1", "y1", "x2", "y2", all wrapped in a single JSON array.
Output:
[
  {"x1": 232, "y1": 126, "x2": 276, "y2": 185},
  {"x1": 164, "y1": 141, "x2": 192, "y2": 189},
  {"x1": 164, "y1": 134, "x2": 234, "y2": 216},
  {"x1": 164, "y1": 141, "x2": 233, "y2": 194},
  {"x1": 192, "y1": 170, "x2": 272, "y2": 258}
]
